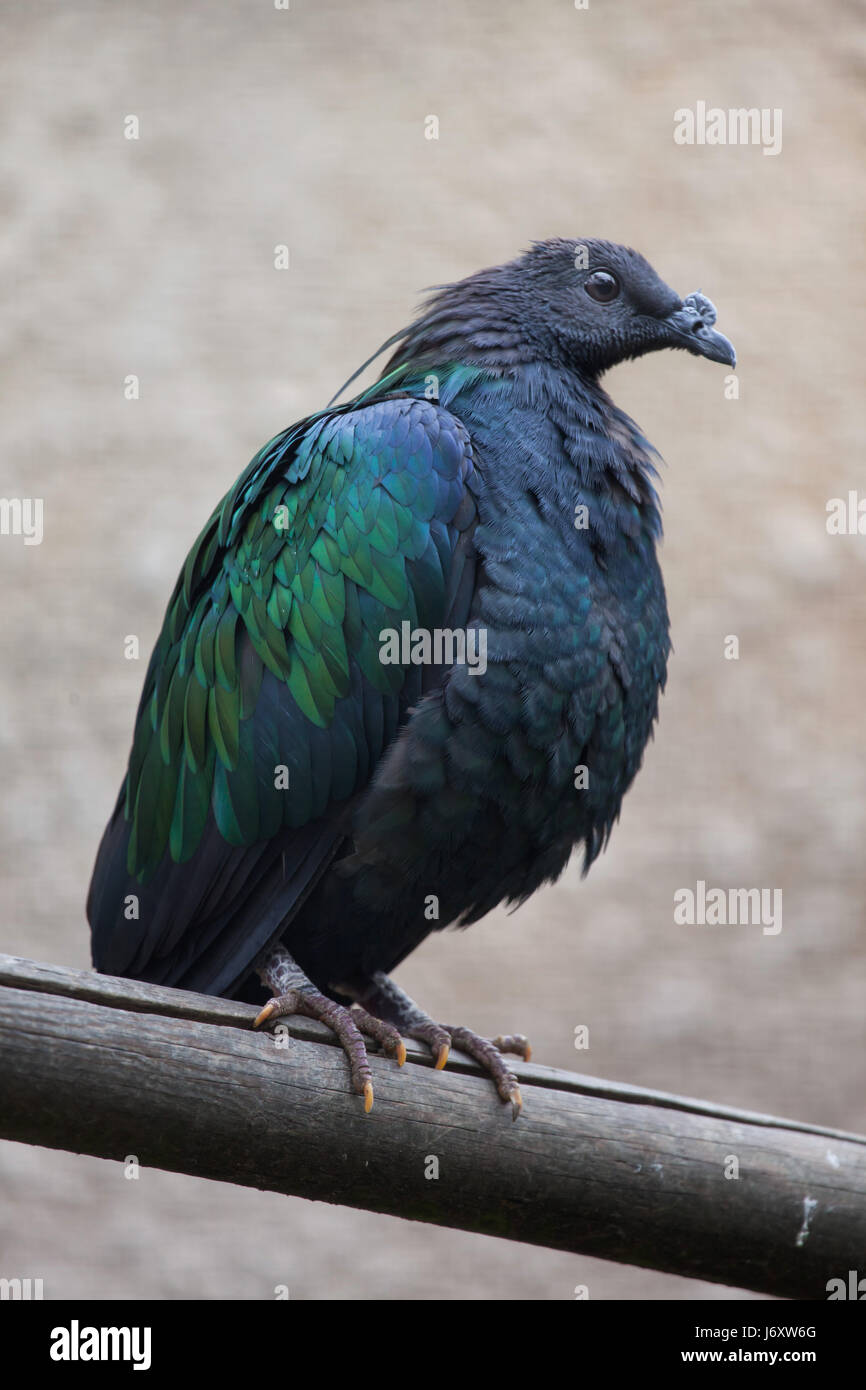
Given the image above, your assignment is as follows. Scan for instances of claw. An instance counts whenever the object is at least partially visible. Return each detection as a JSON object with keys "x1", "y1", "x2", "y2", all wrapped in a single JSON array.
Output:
[
  {"x1": 434, "y1": 1041, "x2": 450, "y2": 1070},
  {"x1": 395, "y1": 1041, "x2": 407, "y2": 1067},
  {"x1": 363, "y1": 1081, "x2": 374, "y2": 1113},
  {"x1": 510, "y1": 1086, "x2": 523, "y2": 1121},
  {"x1": 253, "y1": 1001, "x2": 277, "y2": 1028}
]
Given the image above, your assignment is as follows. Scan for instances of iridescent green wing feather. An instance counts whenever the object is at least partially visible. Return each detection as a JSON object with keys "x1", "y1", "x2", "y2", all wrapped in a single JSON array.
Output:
[{"x1": 123, "y1": 394, "x2": 477, "y2": 880}]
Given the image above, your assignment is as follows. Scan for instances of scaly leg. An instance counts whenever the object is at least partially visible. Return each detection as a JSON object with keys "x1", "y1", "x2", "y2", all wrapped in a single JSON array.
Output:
[{"x1": 253, "y1": 945, "x2": 406, "y2": 1113}]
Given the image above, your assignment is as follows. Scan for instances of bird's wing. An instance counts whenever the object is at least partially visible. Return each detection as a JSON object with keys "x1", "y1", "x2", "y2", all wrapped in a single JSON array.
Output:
[{"x1": 88, "y1": 393, "x2": 478, "y2": 994}]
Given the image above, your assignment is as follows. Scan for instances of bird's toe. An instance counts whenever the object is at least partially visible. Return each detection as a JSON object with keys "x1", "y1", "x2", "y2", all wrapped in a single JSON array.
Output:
[
  {"x1": 403, "y1": 1019, "x2": 452, "y2": 1070},
  {"x1": 253, "y1": 977, "x2": 377, "y2": 1111},
  {"x1": 492, "y1": 1033, "x2": 532, "y2": 1063},
  {"x1": 350, "y1": 1006, "x2": 408, "y2": 1066},
  {"x1": 444, "y1": 1025, "x2": 524, "y2": 1119}
]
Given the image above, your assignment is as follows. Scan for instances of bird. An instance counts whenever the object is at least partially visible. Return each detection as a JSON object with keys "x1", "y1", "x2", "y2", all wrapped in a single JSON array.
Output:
[{"x1": 88, "y1": 238, "x2": 735, "y2": 1118}]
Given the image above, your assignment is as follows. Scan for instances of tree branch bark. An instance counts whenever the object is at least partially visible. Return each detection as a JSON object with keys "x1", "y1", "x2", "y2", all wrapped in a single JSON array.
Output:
[{"x1": 1, "y1": 953, "x2": 863, "y2": 1299}]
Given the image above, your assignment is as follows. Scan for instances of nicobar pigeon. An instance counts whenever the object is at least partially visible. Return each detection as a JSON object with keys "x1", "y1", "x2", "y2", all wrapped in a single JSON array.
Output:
[{"x1": 88, "y1": 239, "x2": 735, "y2": 1117}]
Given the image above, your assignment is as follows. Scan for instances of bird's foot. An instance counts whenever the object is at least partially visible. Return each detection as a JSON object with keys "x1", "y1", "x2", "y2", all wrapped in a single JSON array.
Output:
[
  {"x1": 410, "y1": 1021, "x2": 529, "y2": 1119},
  {"x1": 253, "y1": 946, "x2": 405, "y2": 1112},
  {"x1": 350, "y1": 973, "x2": 531, "y2": 1120}
]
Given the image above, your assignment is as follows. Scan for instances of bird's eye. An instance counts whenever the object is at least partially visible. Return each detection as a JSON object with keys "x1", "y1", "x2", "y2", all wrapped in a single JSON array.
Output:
[{"x1": 585, "y1": 271, "x2": 620, "y2": 304}]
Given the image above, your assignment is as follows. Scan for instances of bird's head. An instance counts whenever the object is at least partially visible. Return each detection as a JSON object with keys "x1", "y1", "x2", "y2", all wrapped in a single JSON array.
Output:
[
  {"x1": 381, "y1": 237, "x2": 735, "y2": 384},
  {"x1": 345, "y1": 237, "x2": 735, "y2": 404},
  {"x1": 510, "y1": 238, "x2": 736, "y2": 377}
]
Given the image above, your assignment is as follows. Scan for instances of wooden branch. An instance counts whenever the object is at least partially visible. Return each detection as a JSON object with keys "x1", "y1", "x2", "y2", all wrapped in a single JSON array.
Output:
[{"x1": 1, "y1": 953, "x2": 863, "y2": 1299}]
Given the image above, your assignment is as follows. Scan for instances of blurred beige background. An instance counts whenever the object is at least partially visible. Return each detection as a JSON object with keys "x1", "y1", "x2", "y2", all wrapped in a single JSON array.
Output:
[{"x1": 1, "y1": 0, "x2": 864, "y2": 1299}]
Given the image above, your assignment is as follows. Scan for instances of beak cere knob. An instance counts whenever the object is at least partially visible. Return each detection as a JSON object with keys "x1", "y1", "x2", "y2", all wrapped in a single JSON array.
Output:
[
  {"x1": 681, "y1": 291, "x2": 718, "y2": 329},
  {"x1": 666, "y1": 290, "x2": 736, "y2": 368}
]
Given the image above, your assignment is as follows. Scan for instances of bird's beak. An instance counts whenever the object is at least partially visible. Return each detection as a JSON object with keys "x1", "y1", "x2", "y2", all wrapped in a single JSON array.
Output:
[{"x1": 662, "y1": 291, "x2": 736, "y2": 368}]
